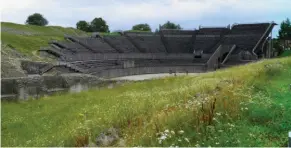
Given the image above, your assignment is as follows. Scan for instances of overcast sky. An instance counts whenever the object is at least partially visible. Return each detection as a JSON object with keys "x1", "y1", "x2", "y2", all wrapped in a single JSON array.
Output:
[{"x1": 1, "y1": 0, "x2": 290, "y2": 36}]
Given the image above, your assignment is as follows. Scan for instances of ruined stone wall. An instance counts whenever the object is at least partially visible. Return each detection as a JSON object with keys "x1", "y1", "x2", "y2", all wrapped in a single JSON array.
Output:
[
  {"x1": 21, "y1": 60, "x2": 52, "y2": 74},
  {"x1": 1, "y1": 74, "x2": 112, "y2": 101}
]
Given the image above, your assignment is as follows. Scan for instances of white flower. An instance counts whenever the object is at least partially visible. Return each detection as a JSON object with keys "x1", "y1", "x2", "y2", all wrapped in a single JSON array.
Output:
[
  {"x1": 184, "y1": 138, "x2": 190, "y2": 143},
  {"x1": 171, "y1": 130, "x2": 175, "y2": 135},
  {"x1": 178, "y1": 130, "x2": 184, "y2": 134},
  {"x1": 216, "y1": 112, "x2": 222, "y2": 116},
  {"x1": 165, "y1": 129, "x2": 169, "y2": 133},
  {"x1": 160, "y1": 135, "x2": 167, "y2": 140},
  {"x1": 245, "y1": 107, "x2": 248, "y2": 110}
]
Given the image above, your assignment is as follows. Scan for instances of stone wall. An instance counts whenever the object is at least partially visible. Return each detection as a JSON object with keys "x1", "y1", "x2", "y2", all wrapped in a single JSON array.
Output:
[
  {"x1": 1, "y1": 74, "x2": 115, "y2": 101},
  {"x1": 92, "y1": 65, "x2": 207, "y2": 78},
  {"x1": 21, "y1": 60, "x2": 52, "y2": 74}
]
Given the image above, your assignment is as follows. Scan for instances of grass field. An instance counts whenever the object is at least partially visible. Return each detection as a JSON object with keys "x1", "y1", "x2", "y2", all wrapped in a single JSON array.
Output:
[{"x1": 2, "y1": 56, "x2": 291, "y2": 147}]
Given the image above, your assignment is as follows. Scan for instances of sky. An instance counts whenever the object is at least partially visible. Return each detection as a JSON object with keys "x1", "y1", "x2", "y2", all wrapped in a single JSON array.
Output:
[{"x1": 1, "y1": 0, "x2": 291, "y2": 36}]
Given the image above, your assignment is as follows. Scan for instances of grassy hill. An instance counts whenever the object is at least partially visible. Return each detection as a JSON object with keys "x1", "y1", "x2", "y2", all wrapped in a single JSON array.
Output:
[
  {"x1": 1, "y1": 22, "x2": 89, "y2": 55},
  {"x1": 2, "y1": 56, "x2": 291, "y2": 147}
]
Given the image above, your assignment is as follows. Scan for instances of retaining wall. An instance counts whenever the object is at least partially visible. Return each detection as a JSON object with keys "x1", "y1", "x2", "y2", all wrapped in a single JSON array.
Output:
[
  {"x1": 92, "y1": 65, "x2": 207, "y2": 78},
  {"x1": 1, "y1": 74, "x2": 115, "y2": 101}
]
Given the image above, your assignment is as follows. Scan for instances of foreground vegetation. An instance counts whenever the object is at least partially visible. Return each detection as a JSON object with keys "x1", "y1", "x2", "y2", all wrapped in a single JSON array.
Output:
[{"x1": 2, "y1": 56, "x2": 291, "y2": 147}]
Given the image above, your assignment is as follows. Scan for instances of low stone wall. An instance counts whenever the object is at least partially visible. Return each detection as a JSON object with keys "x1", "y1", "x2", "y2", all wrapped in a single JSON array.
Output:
[
  {"x1": 93, "y1": 65, "x2": 207, "y2": 78},
  {"x1": 1, "y1": 74, "x2": 115, "y2": 101}
]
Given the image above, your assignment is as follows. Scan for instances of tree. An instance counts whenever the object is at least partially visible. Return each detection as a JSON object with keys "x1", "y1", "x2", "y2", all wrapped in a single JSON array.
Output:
[
  {"x1": 132, "y1": 23, "x2": 151, "y2": 32},
  {"x1": 76, "y1": 21, "x2": 91, "y2": 32},
  {"x1": 154, "y1": 28, "x2": 159, "y2": 34},
  {"x1": 25, "y1": 13, "x2": 48, "y2": 26},
  {"x1": 90, "y1": 17, "x2": 110, "y2": 33},
  {"x1": 278, "y1": 18, "x2": 291, "y2": 39},
  {"x1": 161, "y1": 21, "x2": 182, "y2": 30}
]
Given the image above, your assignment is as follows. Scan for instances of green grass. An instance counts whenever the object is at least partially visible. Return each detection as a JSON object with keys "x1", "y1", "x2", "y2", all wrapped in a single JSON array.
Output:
[
  {"x1": 2, "y1": 56, "x2": 291, "y2": 147},
  {"x1": 280, "y1": 50, "x2": 291, "y2": 57},
  {"x1": 1, "y1": 22, "x2": 88, "y2": 55}
]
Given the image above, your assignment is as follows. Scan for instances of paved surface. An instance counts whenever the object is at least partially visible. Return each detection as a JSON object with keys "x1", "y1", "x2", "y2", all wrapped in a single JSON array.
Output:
[{"x1": 111, "y1": 73, "x2": 199, "y2": 81}]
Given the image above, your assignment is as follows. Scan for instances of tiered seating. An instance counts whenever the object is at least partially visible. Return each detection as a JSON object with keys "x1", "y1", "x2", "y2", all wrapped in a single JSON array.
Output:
[
  {"x1": 193, "y1": 27, "x2": 229, "y2": 54},
  {"x1": 223, "y1": 23, "x2": 271, "y2": 54},
  {"x1": 51, "y1": 41, "x2": 92, "y2": 53},
  {"x1": 40, "y1": 47, "x2": 74, "y2": 58},
  {"x1": 231, "y1": 23, "x2": 270, "y2": 34},
  {"x1": 134, "y1": 59, "x2": 202, "y2": 67},
  {"x1": 193, "y1": 36, "x2": 221, "y2": 54},
  {"x1": 161, "y1": 30, "x2": 195, "y2": 53},
  {"x1": 103, "y1": 36, "x2": 140, "y2": 53},
  {"x1": 161, "y1": 30, "x2": 194, "y2": 35},
  {"x1": 223, "y1": 35, "x2": 262, "y2": 54},
  {"x1": 197, "y1": 27, "x2": 230, "y2": 35},
  {"x1": 73, "y1": 37, "x2": 118, "y2": 53},
  {"x1": 70, "y1": 60, "x2": 123, "y2": 73},
  {"x1": 125, "y1": 32, "x2": 167, "y2": 53}
]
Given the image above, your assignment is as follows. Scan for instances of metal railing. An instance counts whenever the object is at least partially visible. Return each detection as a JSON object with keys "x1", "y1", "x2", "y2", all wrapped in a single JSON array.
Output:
[
  {"x1": 222, "y1": 44, "x2": 236, "y2": 64},
  {"x1": 251, "y1": 22, "x2": 274, "y2": 58},
  {"x1": 206, "y1": 45, "x2": 222, "y2": 70}
]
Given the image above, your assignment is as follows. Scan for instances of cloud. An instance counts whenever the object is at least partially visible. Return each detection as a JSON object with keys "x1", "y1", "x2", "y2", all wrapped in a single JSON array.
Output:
[{"x1": 1, "y1": 0, "x2": 290, "y2": 34}]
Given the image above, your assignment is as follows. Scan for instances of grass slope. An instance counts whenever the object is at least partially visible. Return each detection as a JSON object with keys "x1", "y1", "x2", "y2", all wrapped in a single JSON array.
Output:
[
  {"x1": 2, "y1": 56, "x2": 291, "y2": 147},
  {"x1": 1, "y1": 22, "x2": 88, "y2": 55}
]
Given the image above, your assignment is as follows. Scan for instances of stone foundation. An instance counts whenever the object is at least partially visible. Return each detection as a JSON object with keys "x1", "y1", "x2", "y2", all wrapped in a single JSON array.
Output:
[{"x1": 1, "y1": 74, "x2": 115, "y2": 101}]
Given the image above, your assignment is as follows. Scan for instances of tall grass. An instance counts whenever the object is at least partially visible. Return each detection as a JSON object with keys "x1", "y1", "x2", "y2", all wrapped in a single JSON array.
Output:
[{"x1": 2, "y1": 57, "x2": 291, "y2": 147}]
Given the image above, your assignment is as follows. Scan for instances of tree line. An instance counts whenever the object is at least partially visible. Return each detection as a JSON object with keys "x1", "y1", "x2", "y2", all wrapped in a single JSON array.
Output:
[{"x1": 25, "y1": 13, "x2": 183, "y2": 33}]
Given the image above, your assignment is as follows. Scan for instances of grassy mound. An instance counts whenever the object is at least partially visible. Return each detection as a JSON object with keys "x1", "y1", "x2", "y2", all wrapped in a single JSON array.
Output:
[
  {"x1": 1, "y1": 22, "x2": 88, "y2": 55},
  {"x1": 2, "y1": 56, "x2": 291, "y2": 147}
]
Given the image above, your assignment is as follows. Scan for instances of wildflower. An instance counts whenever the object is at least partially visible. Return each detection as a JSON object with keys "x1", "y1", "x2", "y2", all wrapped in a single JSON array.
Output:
[
  {"x1": 184, "y1": 138, "x2": 190, "y2": 143},
  {"x1": 171, "y1": 130, "x2": 175, "y2": 135},
  {"x1": 216, "y1": 112, "x2": 222, "y2": 116},
  {"x1": 160, "y1": 135, "x2": 167, "y2": 140},
  {"x1": 245, "y1": 107, "x2": 248, "y2": 110},
  {"x1": 178, "y1": 130, "x2": 184, "y2": 135},
  {"x1": 165, "y1": 129, "x2": 169, "y2": 133}
]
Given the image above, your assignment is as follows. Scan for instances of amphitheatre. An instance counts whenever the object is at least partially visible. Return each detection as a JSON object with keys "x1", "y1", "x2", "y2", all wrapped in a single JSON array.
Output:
[
  {"x1": 1, "y1": 19, "x2": 291, "y2": 147},
  {"x1": 2, "y1": 22, "x2": 278, "y2": 100}
]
